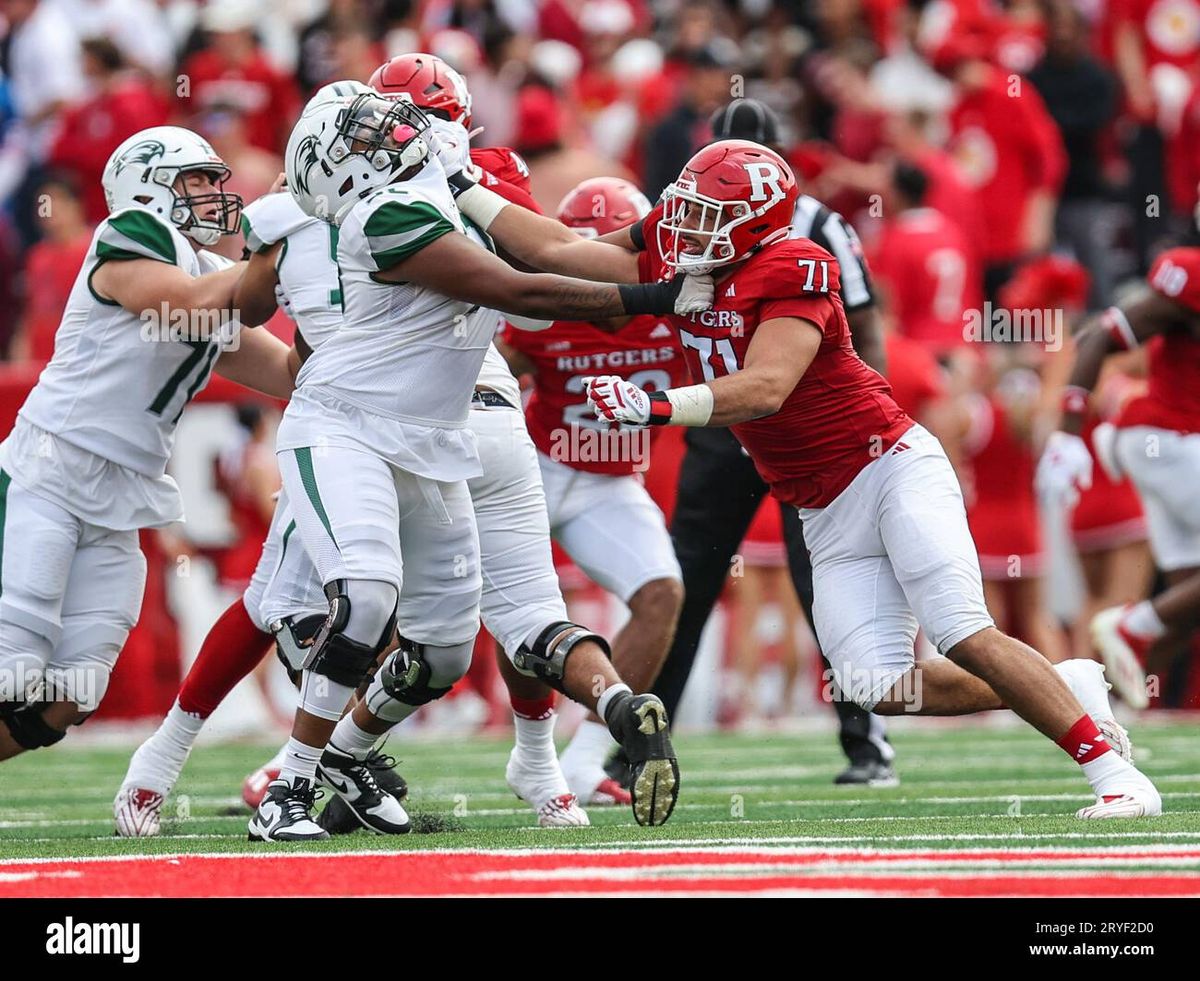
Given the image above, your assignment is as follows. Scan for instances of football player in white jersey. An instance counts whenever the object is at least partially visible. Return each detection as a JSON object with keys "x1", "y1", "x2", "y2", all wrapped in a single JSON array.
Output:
[
  {"x1": 239, "y1": 88, "x2": 706, "y2": 840},
  {"x1": 0, "y1": 126, "x2": 299, "y2": 761}
]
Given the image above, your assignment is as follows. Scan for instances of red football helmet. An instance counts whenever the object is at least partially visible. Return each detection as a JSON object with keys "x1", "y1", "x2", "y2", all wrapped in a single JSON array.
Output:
[
  {"x1": 369, "y1": 53, "x2": 472, "y2": 128},
  {"x1": 658, "y1": 139, "x2": 798, "y2": 273},
  {"x1": 556, "y1": 176, "x2": 652, "y2": 238}
]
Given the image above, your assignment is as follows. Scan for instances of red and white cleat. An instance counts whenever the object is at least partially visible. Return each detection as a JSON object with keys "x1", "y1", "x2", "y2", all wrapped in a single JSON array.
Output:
[
  {"x1": 534, "y1": 793, "x2": 590, "y2": 828},
  {"x1": 113, "y1": 787, "x2": 165, "y2": 837},
  {"x1": 1090, "y1": 606, "x2": 1150, "y2": 710},
  {"x1": 581, "y1": 777, "x2": 632, "y2": 807},
  {"x1": 1077, "y1": 792, "x2": 1162, "y2": 819},
  {"x1": 1077, "y1": 767, "x2": 1162, "y2": 819},
  {"x1": 242, "y1": 765, "x2": 281, "y2": 810},
  {"x1": 506, "y1": 748, "x2": 592, "y2": 827}
]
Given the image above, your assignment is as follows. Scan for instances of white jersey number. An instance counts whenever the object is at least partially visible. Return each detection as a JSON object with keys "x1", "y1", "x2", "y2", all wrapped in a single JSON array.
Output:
[{"x1": 678, "y1": 329, "x2": 740, "y2": 382}]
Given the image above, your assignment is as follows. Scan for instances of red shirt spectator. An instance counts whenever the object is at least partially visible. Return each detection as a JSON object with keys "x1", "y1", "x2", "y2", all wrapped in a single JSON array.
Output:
[
  {"x1": 946, "y1": 64, "x2": 1067, "y2": 266},
  {"x1": 179, "y1": 35, "x2": 300, "y2": 156}
]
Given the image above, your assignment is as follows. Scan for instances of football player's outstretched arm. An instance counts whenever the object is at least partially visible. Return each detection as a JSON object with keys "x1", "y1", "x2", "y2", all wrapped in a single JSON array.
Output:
[
  {"x1": 376, "y1": 230, "x2": 705, "y2": 322},
  {"x1": 449, "y1": 175, "x2": 642, "y2": 283},
  {"x1": 1058, "y1": 287, "x2": 1180, "y2": 434},
  {"x1": 585, "y1": 316, "x2": 821, "y2": 429},
  {"x1": 233, "y1": 245, "x2": 283, "y2": 327},
  {"x1": 215, "y1": 326, "x2": 299, "y2": 399},
  {"x1": 1036, "y1": 285, "x2": 1184, "y2": 506},
  {"x1": 92, "y1": 258, "x2": 244, "y2": 320}
]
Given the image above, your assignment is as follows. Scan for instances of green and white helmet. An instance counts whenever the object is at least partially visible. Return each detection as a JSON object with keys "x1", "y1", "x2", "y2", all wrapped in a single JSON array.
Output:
[
  {"x1": 286, "y1": 84, "x2": 432, "y2": 226},
  {"x1": 101, "y1": 126, "x2": 242, "y2": 246}
]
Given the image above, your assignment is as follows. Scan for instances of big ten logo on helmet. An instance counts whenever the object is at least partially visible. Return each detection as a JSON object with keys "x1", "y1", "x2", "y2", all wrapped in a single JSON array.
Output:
[{"x1": 744, "y1": 162, "x2": 783, "y2": 203}]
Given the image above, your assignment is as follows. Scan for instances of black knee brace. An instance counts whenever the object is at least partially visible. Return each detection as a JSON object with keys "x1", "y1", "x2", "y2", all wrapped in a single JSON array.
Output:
[
  {"x1": 513, "y1": 621, "x2": 611, "y2": 693},
  {"x1": 380, "y1": 638, "x2": 452, "y2": 706},
  {"x1": 304, "y1": 582, "x2": 395, "y2": 688},
  {"x1": 0, "y1": 702, "x2": 67, "y2": 750}
]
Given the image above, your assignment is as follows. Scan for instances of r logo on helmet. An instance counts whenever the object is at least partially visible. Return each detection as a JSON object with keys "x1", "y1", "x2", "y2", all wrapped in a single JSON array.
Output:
[{"x1": 744, "y1": 162, "x2": 783, "y2": 203}]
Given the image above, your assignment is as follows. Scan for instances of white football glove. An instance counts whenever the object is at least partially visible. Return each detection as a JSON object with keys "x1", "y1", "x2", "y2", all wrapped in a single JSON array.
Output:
[
  {"x1": 584, "y1": 375, "x2": 652, "y2": 427},
  {"x1": 426, "y1": 118, "x2": 480, "y2": 181},
  {"x1": 1036, "y1": 430, "x2": 1093, "y2": 508},
  {"x1": 674, "y1": 272, "x2": 714, "y2": 315}
]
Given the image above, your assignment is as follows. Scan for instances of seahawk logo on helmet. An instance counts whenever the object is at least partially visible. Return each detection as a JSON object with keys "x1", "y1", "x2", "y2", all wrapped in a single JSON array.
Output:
[
  {"x1": 113, "y1": 139, "x2": 166, "y2": 177},
  {"x1": 102, "y1": 126, "x2": 242, "y2": 246},
  {"x1": 286, "y1": 84, "x2": 432, "y2": 226}
]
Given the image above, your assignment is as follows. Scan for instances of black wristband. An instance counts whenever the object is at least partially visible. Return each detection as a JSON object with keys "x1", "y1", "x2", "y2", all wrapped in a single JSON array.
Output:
[
  {"x1": 447, "y1": 171, "x2": 478, "y2": 198},
  {"x1": 628, "y1": 218, "x2": 645, "y2": 251},
  {"x1": 617, "y1": 277, "x2": 682, "y2": 316}
]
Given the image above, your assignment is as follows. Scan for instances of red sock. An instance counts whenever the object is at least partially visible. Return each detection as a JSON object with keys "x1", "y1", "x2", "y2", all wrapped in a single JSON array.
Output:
[
  {"x1": 178, "y1": 599, "x2": 273, "y2": 718},
  {"x1": 1056, "y1": 714, "x2": 1113, "y2": 764},
  {"x1": 510, "y1": 694, "x2": 555, "y2": 721}
]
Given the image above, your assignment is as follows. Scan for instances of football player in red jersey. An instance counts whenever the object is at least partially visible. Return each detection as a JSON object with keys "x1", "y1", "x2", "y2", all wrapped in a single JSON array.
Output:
[
  {"x1": 499, "y1": 176, "x2": 687, "y2": 805},
  {"x1": 1039, "y1": 246, "x2": 1200, "y2": 711},
  {"x1": 446, "y1": 139, "x2": 1162, "y2": 818}
]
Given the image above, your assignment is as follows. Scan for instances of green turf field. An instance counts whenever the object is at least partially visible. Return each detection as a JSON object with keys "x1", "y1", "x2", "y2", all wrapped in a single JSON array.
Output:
[{"x1": 2, "y1": 718, "x2": 1198, "y2": 861}]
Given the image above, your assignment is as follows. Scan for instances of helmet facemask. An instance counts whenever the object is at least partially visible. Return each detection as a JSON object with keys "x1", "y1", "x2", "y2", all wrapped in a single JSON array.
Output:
[
  {"x1": 332, "y1": 93, "x2": 431, "y2": 179},
  {"x1": 657, "y1": 176, "x2": 790, "y2": 275},
  {"x1": 162, "y1": 164, "x2": 242, "y2": 246}
]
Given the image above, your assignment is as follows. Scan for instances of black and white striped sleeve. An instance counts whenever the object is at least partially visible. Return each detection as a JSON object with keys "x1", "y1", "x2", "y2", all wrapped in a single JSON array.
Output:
[{"x1": 793, "y1": 198, "x2": 876, "y2": 312}]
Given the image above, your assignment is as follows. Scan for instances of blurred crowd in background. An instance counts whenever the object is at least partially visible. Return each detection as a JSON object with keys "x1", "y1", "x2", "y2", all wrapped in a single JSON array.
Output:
[{"x1": 1, "y1": 0, "x2": 1198, "y2": 729}]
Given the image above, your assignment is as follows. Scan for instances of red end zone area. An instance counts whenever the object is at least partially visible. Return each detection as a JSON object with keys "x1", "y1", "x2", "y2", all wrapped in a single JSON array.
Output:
[{"x1": 4, "y1": 846, "x2": 1200, "y2": 898}]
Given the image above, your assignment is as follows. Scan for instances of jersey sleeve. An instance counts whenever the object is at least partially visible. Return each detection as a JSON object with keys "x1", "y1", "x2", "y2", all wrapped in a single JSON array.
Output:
[
  {"x1": 242, "y1": 193, "x2": 311, "y2": 254},
  {"x1": 1148, "y1": 248, "x2": 1200, "y2": 313},
  {"x1": 359, "y1": 197, "x2": 457, "y2": 271},
  {"x1": 754, "y1": 245, "x2": 843, "y2": 334},
  {"x1": 471, "y1": 146, "x2": 533, "y2": 193},
  {"x1": 95, "y1": 209, "x2": 178, "y2": 265}
]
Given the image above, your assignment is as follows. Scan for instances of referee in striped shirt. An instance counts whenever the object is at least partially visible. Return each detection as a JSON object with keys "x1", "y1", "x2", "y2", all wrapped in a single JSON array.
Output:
[{"x1": 627, "y1": 99, "x2": 898, "y2": 786}]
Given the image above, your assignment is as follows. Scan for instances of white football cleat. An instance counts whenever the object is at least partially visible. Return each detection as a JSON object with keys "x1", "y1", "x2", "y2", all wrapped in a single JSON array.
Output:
[
  {"x1": 534, "y1": 793, "x2": 590, "y2": 828},
  {"x1": 506, "y1": 747, "x2": 591, "y2": 827},
  {"x1": 113, "y1": 786, "x2": 165, "y2": 838},
  {"x1": 1077, "y1": 768, "x2": 1163, "y2": 819},
  {"x1": 1090, "y1": 607, "x2": 1150, "y2": 710}
]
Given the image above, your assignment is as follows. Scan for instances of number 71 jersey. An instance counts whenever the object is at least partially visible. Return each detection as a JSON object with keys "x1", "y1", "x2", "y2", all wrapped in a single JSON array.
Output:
[
  {"x1": 639, "y1": 224, "x2": 911, "y2": 508},
  {"x1": 17, "y1": 208, "x2": 240, "y2": 479}
]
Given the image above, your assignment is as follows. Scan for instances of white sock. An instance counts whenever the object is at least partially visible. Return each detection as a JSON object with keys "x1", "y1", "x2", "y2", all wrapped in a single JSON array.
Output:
[
  {"x1": 124, "y1": 700, "x2": 204, "y2": 794},
  {"x1": 278, "y1": 736, "x2": 324, "y2": 785},
  {"x1": 560, "y1": 719, "x2": 617, "y2": 776},
  {"x1": 1080, "y1": 747, "x2": 1137, "y2": 797},
  {"x1": 263, "y1": 742, "x2": 289, "y2": 770},
  {"x1": 1054, "y1": 660, "x2": 1114, "y2": 722},
  {"x1": 512, "y1": 712, "x2": 557, "y2": 768},
  {"x1": 596, "y1": 683, "x2": 632, "y2": 722},
  {"x1": 1123, "y1": 600, "x2": 1166, "y2": 640},
  {"x1": 328, "y1": 715, "x2": 379, "y2": 760}
]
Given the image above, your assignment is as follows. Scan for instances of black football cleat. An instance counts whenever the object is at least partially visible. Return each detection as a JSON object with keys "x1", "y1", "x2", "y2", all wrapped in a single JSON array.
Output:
[
  {"x1": 248, "y1": 777, "x2": 330, "y2": 842},
  {"x1": 834, "y1": 760, "x2": 899, "y2": 787},
  {"x1": 607, "y1": 693, "x2": 680, "y2": 827},
  {"x1": 316, "y1": 747, "x2": 410, "y2": 835}
]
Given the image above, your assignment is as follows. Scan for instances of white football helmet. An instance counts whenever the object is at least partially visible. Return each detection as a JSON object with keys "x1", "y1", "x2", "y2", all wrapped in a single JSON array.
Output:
[
  {"x1": 286, "y1": 88, "x2": 432, "y2": 225},
  {"x1": 102, "y1": 126, "x2": 242, "y2": 246}
]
